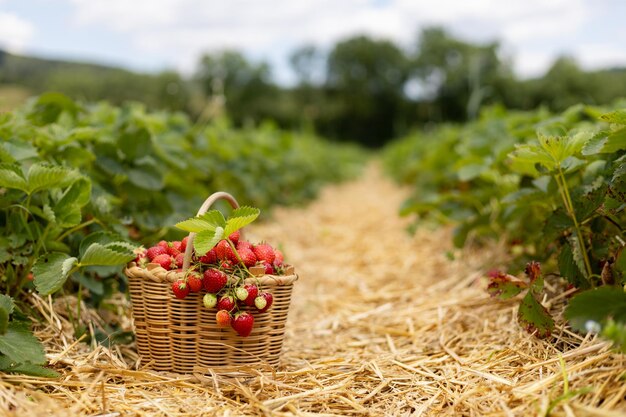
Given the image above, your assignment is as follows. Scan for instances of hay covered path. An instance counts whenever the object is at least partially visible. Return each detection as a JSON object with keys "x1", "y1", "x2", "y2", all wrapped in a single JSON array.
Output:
[{"x1": 3, "y1": 163, "x2": 626, "y2": 416}]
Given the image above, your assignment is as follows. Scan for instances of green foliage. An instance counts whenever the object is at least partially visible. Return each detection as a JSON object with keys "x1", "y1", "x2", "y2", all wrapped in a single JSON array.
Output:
[
  {"x1": 0, "y1": 93, "x2": 364, "y2": 377},
  {"x1": 177, "y1": 207, "x2": 260, "y2": 257},
  {"x1": 386, "y1": 103, "x2": 626, "y2": 348}
]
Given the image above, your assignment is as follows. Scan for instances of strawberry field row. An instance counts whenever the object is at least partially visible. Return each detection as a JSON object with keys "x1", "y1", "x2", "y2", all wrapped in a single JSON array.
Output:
[
  {"x1": 0, "y1": 93, "x2": 364, "y2": 376},
  {"x1": 384, "y1": 103, "x2": 626, "y2": 349}
]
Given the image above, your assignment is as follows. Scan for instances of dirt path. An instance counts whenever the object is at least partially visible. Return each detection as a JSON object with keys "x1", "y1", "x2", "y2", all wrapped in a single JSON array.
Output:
[{"x1": 4, "y1": 163, "x2": 625, "y2": 416}]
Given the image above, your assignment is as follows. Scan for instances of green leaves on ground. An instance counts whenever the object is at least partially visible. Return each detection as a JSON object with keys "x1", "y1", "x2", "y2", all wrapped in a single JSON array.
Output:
[{"x1": 518, "y1": 292, "x2": 555, "y2": 338}]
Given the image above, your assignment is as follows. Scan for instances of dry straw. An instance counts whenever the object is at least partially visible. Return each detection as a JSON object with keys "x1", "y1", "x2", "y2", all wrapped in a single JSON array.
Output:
[{"x1": 2, "y1": 164, "x2": 625, "y2": 416}]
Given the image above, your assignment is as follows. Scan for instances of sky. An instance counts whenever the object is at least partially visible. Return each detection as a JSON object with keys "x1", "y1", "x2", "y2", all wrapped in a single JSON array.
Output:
[{"x1": 1, "y1": 0, "x2": 625, "y2": 85}]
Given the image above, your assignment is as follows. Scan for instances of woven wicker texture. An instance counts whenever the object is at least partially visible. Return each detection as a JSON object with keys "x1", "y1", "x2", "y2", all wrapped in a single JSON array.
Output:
[{"x1": 125, "y1": 192, "x2": 297, "y2": 373}]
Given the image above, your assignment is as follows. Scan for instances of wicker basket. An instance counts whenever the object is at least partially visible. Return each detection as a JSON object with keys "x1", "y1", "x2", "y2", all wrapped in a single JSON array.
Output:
[{"x1": 124, "y1": 192, "x2": 298, "y2": 373}]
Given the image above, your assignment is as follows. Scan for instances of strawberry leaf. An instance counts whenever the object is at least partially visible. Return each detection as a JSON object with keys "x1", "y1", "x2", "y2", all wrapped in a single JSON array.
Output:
[
  {"x1": 79, "y1": 242, "x2": 136, "y2": 266},
  {"x1": 194, "y1": 227, "x2": 224, "y2": 255},
  {"x1": 33, "y1": 253, "x2": 78, "y2": 295},
  {"x1": 0, "y1": 321, "x2": 46, "y2": 365},
  {"x1": 564, "y1": 287, "x2": 626, "y2": 333},
  {"x1": 518, "y1": 292, "x2": 554, "y2": 338},
  {"x1": 176, "y1": 210, "x2": 226, "y2": 233},
  {"x1": 27, "y1": 162, "x2": 80, "y2": 194},
  {"x1": 224, "y1": 206, "x2": 260, "y2": 236},
  {"x1": 487, "y1": 274, "x2": 527, "y2": 299},
  {"x1": 0, "y1": 163, "x2": 28, "y2": 193},
  {"x1": 0, "y1": 356, "x2": 60, "y2": 378},
  {"x1": 600, "y1": 109, "x2": 626, "y2": 125}
]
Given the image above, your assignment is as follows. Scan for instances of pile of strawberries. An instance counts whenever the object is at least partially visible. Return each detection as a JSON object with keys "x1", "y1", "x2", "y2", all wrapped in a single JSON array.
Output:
[{"x1": 134, "y1": 230, "x2": 286, "y2": 337}]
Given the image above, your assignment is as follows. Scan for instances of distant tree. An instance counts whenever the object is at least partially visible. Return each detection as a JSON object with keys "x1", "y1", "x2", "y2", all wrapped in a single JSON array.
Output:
[
  {"x1": 195, "y1": 50, "x2": 281, "y2": 125},
  {"x1": 411, "y1": 27, "x2": 514, "y2": 121},
  {"x1": 323, "y1": 35, "x2": 410, "y2": 146}
]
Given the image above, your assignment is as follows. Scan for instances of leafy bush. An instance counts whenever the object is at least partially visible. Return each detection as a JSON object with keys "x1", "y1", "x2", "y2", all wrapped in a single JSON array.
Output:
[
  {"x1": 384, "y1": 104, "x2": 626, "y2": 349},
  {"x1": 0, "y1": 93, "x2": 365, "y2": 376}
]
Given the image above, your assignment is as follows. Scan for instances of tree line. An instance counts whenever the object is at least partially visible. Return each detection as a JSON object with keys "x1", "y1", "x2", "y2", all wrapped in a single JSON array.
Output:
[{"x1": 2, "y1": 27, "x2": 626, "y2": 147}]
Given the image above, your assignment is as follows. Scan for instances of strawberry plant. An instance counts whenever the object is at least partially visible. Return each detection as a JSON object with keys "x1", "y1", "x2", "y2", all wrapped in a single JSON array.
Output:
[{"x1": 385, "y1": 104, "x2": 626, "y2": 350}]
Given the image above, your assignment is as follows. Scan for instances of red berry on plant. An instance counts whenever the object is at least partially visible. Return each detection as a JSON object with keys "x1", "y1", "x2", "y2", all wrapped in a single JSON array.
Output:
[
  {"x1": 199, "y1": 248, "x2": 217, "y2": 264},
  {"x1": 253, "y1": 244, "x2": 275, "y2": 265},
  {"x1": 228, "y1": 230, "x2": 240, "y2": 245},
  {"x1": 153, "y1": 254, "x2": 174, "y2": 270},
  {"x1": 175, "y1": 253, "x2": 185, "y2": 268},
  {"x1": 171, "y1": 280, "x2": 190, "y2": 299},
  {"x1": 203, "y1": 268, "x2": 228, "y2": 293},
  {"x1": 180, "y1": 236, "x2": 190, "y2": 252},
  {"x1": 273, "y1": 249, "x2": 284, "y2": 267},
  {"x1": 216, "y1": 295, "x2": 236, "y2": 312},
  {"x1": 232, "y1": 312, "x2": 254, "y2": 337},
  {"x1": 238, "y1": 248, "x2": 257, "y2": 267},
  {"x1": 236, "y1": 240, "x2": 253, "y2": 251},
  {"x1": 146, "y1": 246, "x2": 167, "y2": 261},
  {"x1": 236, "y1": 284, "x2": 258, "y2": 306},
  {"x1": 215, "y1": 240, "x2": 234, "y2": 261},
  {"x1": 216, "y1": 310, "x2": 231, "y2": 327},
  {"x1": 187, "y1": 273, "x2": 203, "y2": 292},
  {"x1": 263, "y1": 263, "x2": 275, "y2": 275},
  {"x1": 158, "y1": 240, "x2": 169, "y2": 249}
]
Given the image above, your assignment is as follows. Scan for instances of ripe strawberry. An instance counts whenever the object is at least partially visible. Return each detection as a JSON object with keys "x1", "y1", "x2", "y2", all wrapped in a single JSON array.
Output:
[
  {"x1": 187, "y1": 273, "x2": 203, "y2": 292},
  {"x1": 236, "y1": 284, "x2": 258, "y2": 306},
  {"x1": 216, "y1": 310, "x2": 231, "y2": 327},
  {"x1": 180, "y1": 236, "x2": 190, "y2": 252},
  {"x1": 167, "y1": 241, "x2": 182, "y2": 256},
  {"x1": 237, "y1": 240, "x2": 253, "y2": 251},
  {"x1": 203, "y1": 269, "x2": 227, "y2": 293},
  {"x1": 153, "y1": 254, "x2": 174, "y2": 270},
  {"x1": 263, "y1": 263, "x2": 275, "y2": 275},
  {"x1": 219, "y1": 259, "x2": 234, "y2": 270},
  {"x1": 172, "y1": 280, "x2": 189, "y2": 299},
  {"x1": 253, "y1": 244, "x2": 275, "y2": 265},
  {"x1": 203, "y1": 293, "x2": 217, "y2": 309},
  {"x1": 274, "y1": 249, "x2": 284, "y2": 267},
  {"x1": 232, "y1": 312, "x2": 254, "y2": 337},
  {"x1": 175, "y1": 253, "x2": 185, "y2": 268},
  {"x1": 255, "y1": 292, "x2": 273, "y2": 313},
  {"x1": 146, "y1": 245, "x2": 167, "y2": 261},
  {"x1": 158, "y1": 240, "x2": 169, "y2": 249},
  {"x1": 216, "y1": 295, "x2": 236, "y2": 312},
  {"x1": 199, "y1": 248, "x2": 217, "y2": 264},
  {"x1": 228, "y1": 230, "x2": 240, "y2": 245},
  {"x1": 215, "y1": 240, "x2": 234, "y2": 261},
  {"x1": 237, "y1": 248, "x2": 257, "y2": 267}
]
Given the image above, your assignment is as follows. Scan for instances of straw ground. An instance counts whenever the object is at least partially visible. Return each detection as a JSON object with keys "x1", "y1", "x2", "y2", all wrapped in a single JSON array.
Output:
[{"x1": 2, "y1": 163, "x2": 625, "y2": 416}]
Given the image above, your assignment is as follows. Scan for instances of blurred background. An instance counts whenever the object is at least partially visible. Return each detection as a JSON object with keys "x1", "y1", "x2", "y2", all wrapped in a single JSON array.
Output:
[{"x1": 1, "y1": 0, "x2": 625, "y2": 147}]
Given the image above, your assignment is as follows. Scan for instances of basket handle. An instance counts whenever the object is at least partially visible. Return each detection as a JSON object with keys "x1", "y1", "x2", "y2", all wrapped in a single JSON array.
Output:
[{"x1": 182, "y1": 191, "x2": 240, "y2": 271}]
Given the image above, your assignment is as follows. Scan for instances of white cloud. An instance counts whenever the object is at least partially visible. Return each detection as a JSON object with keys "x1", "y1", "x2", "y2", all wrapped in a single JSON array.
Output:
[
  {"x1": 61, "y1": 0, "x2": 621, "y2": 79},
  {"x1": 0, "y1": 11, "x2": 34, "y2": 52},
  {"x1": 576, "y1": 43, "x2": 626, "y2": 71}
]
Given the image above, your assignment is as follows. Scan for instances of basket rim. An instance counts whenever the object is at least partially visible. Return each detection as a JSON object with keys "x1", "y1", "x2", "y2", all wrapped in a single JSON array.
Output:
[{"x1": 125, "y1": 262, "x2": 298, "y2": 285}]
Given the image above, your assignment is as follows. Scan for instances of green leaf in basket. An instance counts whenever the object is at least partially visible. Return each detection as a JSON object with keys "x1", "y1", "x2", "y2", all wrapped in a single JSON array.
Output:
[
  {"x1": 224, "y1": 206, "x2": 260, "y2": 236},
  {"x1": 175, "y1": 210, "x2": 226, "y2": 233},
  {"x1": 194, "y1": 227, "x2": 224, "y2": 256},
  {"x1": 33, "y1": 252, "x2": 78, "y2": 295}
]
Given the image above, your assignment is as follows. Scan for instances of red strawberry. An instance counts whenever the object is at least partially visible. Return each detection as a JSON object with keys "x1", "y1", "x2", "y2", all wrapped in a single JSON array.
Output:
[
  {"x1": 215, "y1": 240, "x2": 234, "y2": 261},
  {"x1": 255, "y1": 292, "x2": 273, "y2": 313},
  {"x1": 219, "y1": 259, "x2": 234, "y2": 270},
  {"x1": 216, "y1": 310, "x2": 231, "y2": 327},
  {"x1": 167, "y1": 241, "x2": 182, "y2": 256},
  {"x1": 175, "y1": 253, "x2": 185, "y2": 268},
  {"x1": 237, "y1": 248, "x2": 257, "y2": 267},
  {"x1": 274, "y1": 249, "x2": 284, "y2": 266},
  {"x1": 171, "y1": 280, "x2": 189, "y2": 299},
  {"x1": 180, "y1": 236, "x2": 190, "y2": 252},
  {"x1": 187, "y1": 273, "x2": 203, "y2": 292},
  {"x1": 235, "y1": 284, "x2": 258, "y2": 306},
  {"x1": 199, "y1": 248, "x2": 217, "y2": 264},
  {"x1": 146, "y1": 245, "x2": 167, "y2": 261},
  {"x1": 158, "y1": 240, "x2": 169, "y2": 249},
  {"x1": 253, "y1": 244, "x2": 275, "y2": 265},
  {"x1": 216, "y1": 295, "x2": 236, "y2": 312},
  {"x1": 232, "y1": 312, "x2": 254, "y2": 337},
  {"x1": 237, "y1": 240, "x2": 253, "y2": 251},
  {"x1": 203, "y1": 269, "x2": 227, "y2": 293},
  {"x1": 228, "y1": 230, "x2": 240, "y2": 245},
  {"x1": 263, "y1": 263, "x2": 275, "y2": 275},
  {"x1": 153, "y1": 254, "x2": 174, "y2": 270},
  {"x1": 203, "y1": 293, "x2": 217, "y2": 309}
]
